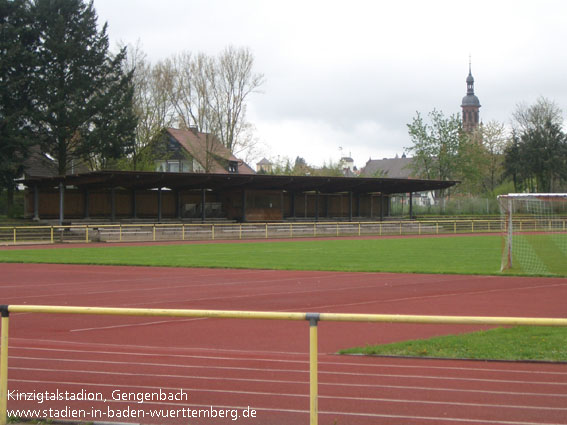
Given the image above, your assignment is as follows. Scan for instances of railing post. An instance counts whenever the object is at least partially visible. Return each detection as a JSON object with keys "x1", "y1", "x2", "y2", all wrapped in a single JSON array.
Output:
[
  {"x1": 265, "y1": 223, "x2": 268, "y2": 239},
  {"x1": 85, "y1": 225, "x2": 89, "y2": 243},
  {"x1": 50, "y1": 226, "x2": 54, "y2": 244},
  {"x1": 0, "y1": 305, "x2": 9, "y2": 425},
  {"x1": 306, "y1": 313, "x2": 319, "y2": 425},
  {"x1": 212, "y1": 224, "x2": 215, "y2": 241},
  {"x1": 182, "y1": 224, "x2": 185, "y2": 241},
  {"x1": 12, "y1": 228, "x2": 16, "y2": 245}
]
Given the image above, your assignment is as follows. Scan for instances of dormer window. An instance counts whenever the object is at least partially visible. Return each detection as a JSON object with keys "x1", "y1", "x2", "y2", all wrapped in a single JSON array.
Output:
[{"x1": 228, "y1": 161, "x2": 238, "y2": 173}]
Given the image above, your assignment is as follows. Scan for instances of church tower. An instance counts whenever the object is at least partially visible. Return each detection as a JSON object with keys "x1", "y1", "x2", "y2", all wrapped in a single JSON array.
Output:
[{"x1": 461, "y1": 60, "x2": 481, "y2": 132}]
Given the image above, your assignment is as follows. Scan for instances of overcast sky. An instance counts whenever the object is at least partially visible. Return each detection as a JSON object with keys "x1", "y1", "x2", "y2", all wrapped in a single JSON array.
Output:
[{"x1": 93, "y1": 0, "x2": 567, "y2": 169}]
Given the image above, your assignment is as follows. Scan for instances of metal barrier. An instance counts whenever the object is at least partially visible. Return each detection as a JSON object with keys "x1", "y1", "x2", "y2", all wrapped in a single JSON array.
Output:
[
  {"x1": 0, "y1": 219, "x2": 511, "y2": 245},
  {"x1": 1, "y1": 304, "x2": 567, "y2": 425},
  {"x1": 2, "y1": 218, "x2": 566, "y2": 245}
]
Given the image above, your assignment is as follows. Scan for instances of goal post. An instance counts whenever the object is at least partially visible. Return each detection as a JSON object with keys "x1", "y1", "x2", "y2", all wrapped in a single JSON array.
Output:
[{"x1": 497, "y1": 194, "x2": 567, "y2": 275}]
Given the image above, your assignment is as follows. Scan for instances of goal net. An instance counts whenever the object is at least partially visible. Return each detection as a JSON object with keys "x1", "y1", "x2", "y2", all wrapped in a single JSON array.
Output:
[{"x1": 498, "y1": 194, "x2": 567, "y2": 275}]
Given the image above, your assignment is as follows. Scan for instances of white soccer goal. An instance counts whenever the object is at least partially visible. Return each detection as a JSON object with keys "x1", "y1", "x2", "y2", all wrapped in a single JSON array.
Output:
[{"x1": 498, "y1": 194, "x2": 567, "y2": 274}]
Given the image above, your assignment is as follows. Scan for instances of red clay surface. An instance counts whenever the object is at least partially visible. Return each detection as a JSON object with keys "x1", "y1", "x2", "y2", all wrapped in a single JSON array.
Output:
[{"x1": 1, "y1": 263, "x2": 567, "y2": 424}]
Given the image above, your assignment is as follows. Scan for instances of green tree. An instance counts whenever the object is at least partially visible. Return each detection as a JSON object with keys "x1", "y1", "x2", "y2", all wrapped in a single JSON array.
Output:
[
  {"x1": 0, "y1": 0, "x2": 37, "y2": 216},
  {"x1": 405, "y1": 110, "x2": 465, "y2": 196},
  {"x1": 31, "y1": 0, "x2": 136, "y2": 175},
  {"x1": 505, "y1": 98, "x2": 567, "y2": 192},
  {"x1": 461, "y1": 121, "x2": 508, "y2": 195}
]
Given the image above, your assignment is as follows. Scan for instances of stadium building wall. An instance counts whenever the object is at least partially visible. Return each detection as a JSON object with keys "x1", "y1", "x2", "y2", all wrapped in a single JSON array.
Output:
[{"x1": 24, "y1": 188, "x2": 390, "y2": 222}]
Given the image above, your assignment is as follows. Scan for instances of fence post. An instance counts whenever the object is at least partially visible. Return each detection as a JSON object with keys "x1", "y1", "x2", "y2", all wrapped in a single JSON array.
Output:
[
  {"x1": 119, "y1": 224, "x2": 123, "y2": 242},
  {"x1": 265, "y1": 223, "x2": 268, "y2": 239},
  {"x1": 306, "y1": 313, "x2": 319, "y2": 425},
  {"x1": 153, "y1": 225, "x2": 156, "y2": 241},
  {"x1": 212, "y1": 224, "x2": 215, "y2": 241},
  {"x1": 50, "y1": 226, "x2": 54, "y2": 244},
  {"x1": 240, "y1": 224, "x2": 243, "y2": 240},
  {"x1": 182, "y1": 224, "x2": 185, "y2": 241},
  {"x1": 13, "y1": 228, "x2": 16, "y2": 245},
  {"x1": 358, "y1": 222, "x2": 361, "y2": 236},
  {"x1": 85, "y1": 226, "x2": 89, "y2": 243},
  {"x1": 0, "y1": 305, "x2": 9, "y2": 425}
]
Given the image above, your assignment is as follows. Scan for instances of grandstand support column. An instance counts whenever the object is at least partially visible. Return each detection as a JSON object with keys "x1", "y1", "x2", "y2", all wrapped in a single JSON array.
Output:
[
  {"x1": 157, "y1": 188, "x2": 162, "y2": 222},
  {"x1": 241, "y1": 189, "x2": 246, "y2": 222},
  {"x1": 349, "y1": 191, "x2": 353, "y2": 222},
  {"x1": 33, "y1": 184, "x2": 40, "y2": 221},
  {"x1": 325, "y1": 195, "x2": 330, "y2": 218},
  {"x1": 291, "y1": 192, "x2": 296, "y2": 218},
  {"x1": 380, "y1": 194, "x2": 385, "y2": 221},
  {"x1": 409, "y1": 192, "x2": 414, "y2": 219},
  {"x1": 281, "y1": 192, "x2": 285, "y2": 219},
  {"x1": 111, "y1": 188, "x2": 116, "y2": 222},
  {"x1": 315, "y1": 191, "x2": 319, "y2": 221},
  {"x1": 131, "y1": 189, "x2": 137, "y2": 219},
  {"x1": 201, "y1": 188, "x2": 206, "y2": 222},
  {"x1": 176, "y1": 190, "x2": 182, "y2": 220},
  {"x1": 83, "y1": 188, "x2": 90, "y2": 220},
  {"x1": 58, "y1": 182, "x2": 64, "y2": 225},
  {"x1": 356, "y1": 193, "x2": 361, "y2": 218}
]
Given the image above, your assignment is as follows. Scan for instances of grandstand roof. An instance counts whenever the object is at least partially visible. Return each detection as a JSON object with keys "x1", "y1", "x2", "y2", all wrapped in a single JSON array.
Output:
[{"x1": 20, "y1": 170, "x2": 457, "y2": 195}]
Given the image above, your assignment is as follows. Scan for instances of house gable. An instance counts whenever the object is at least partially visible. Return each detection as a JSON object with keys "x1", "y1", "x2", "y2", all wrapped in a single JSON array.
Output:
[{"x1": 155, "y1": 128, "x2": 254, "y2": 175}]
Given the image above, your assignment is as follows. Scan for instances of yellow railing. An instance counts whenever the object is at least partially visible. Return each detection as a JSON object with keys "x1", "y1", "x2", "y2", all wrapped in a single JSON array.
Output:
[
  {"x1": 1, "y1": 304, "x2": 567, "y2": 425},
  {"x1": 1, "y1": 218, "x2": 566, "y2": 245}
]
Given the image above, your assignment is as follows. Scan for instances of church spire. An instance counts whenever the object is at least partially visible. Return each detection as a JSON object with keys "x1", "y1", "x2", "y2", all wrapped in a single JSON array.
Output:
[{"x1": 461, "y1": 58, "x2": 481, "y2": 132}]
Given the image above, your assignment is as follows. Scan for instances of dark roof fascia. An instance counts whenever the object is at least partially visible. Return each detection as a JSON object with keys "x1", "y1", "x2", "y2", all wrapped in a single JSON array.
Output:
[{"x1": 18, "y1": 171, "x2": 458, "y2": 194}]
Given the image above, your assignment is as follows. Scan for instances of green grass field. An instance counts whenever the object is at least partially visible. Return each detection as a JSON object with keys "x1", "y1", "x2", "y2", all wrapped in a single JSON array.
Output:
[
  {"x1": 0, "y1": 235, "x2": 505, "y2": 274},
  {"x1": 339, "y1": 326, "x2": 567, "y2": 362}
]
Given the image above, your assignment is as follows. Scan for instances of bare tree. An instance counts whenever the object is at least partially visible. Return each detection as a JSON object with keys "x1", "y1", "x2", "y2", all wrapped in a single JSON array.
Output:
[
  {"x1": 479, "y1": 121, "x2": 508, "y2": 193},
  {"x1": 512, "y1": 96, "x2": 563, "y2": 133},
  {"x1": 123, "y1": 41, "x2": 175, "y2": 170},
  {"x1": 168, "y1": 52, "x2": 213, "y2": 132},
  {"x1": 209, "y1": 46, "x2": 265, "y2": 153},
  {"x1": 122, "y1": 44, "x2": 264, "y2": 171}
]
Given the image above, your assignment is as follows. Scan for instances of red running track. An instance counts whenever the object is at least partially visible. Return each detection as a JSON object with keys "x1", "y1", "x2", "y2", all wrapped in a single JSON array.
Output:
[{"x1": 1, "y1": 263, "x2": 567, "y2": 424}]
